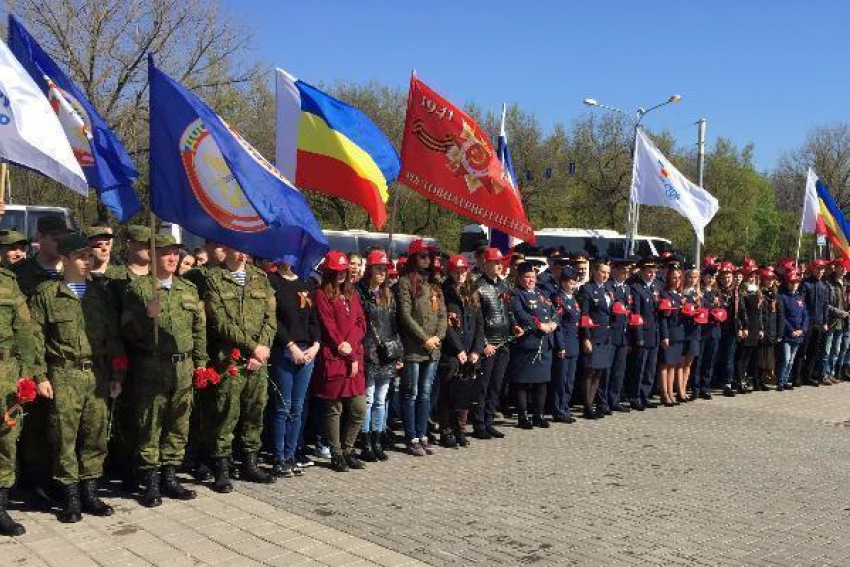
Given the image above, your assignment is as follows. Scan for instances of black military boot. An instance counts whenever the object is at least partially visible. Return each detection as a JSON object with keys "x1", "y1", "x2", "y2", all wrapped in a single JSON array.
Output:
[
  {"x1": 241, "y1": 453, "x2": 275, "y2": 484},
  {"x1": 455, "y1": 429, "x2": 470, "y2": 447},
  {"x1": 371, "y1": 431, "x2": 388, "y2": 461},
  {"x1": 160, "y1": 466, "x2": 196, "y2": 500},
  {"x1": 58, "y1": 483, "x2": 82, "y2": 523},
  {"x1": 80, "y1": 480, "x2": 113, "y2": 517},
  {"x1": 344, "y1": 451, "x2": 365, "y2": 470},
  {"x1": 532, "y1": 414, "x2": 550, "y2": 428},
  {"x1": 330, "y1": 453, "x2": 349, "y2": 472},
  {"x1": 517, "y1": 412, "x2": 534, "y2": 429},
  {"x1": 359, "y1": 432, "x2": 376, "y2": 462},
  {"x1": 0, "y1": 488, "x2": 25, "y2": 536},
  {"x1": 212, "y1": 458, "x2": 233, "y2": 493},
  {"x1": 140, "y1": 469, "x2": 162, "y2": 507},
  {"x1": 193, "y1": 461, "x2": 213, "y2": 483}
]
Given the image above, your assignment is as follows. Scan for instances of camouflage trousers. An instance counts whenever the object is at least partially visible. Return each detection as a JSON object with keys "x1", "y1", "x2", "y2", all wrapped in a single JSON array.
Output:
[
  {"x1": 0, "y1": 360, "x2": 22, "y2": 489},
  {"x1": 135, "y1": 356, "x2": 193, "y2": 470},
  {"x1": 208, "y1": 367, "x2": 268, "y2": 459},
  {"x1": 47, "y1": 366, "x2": 109, "y2": 486}
]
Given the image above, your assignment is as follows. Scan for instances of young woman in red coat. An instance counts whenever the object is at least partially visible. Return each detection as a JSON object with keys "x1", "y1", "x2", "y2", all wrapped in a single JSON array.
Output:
[{"x1": 314, "y1": 251, "x2": 368, "y2": 472}]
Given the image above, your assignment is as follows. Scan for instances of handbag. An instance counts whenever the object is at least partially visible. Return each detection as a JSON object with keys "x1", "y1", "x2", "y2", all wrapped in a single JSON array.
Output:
[{"x1": 371, "y1": 321, "x2": 403, "y2": 363}]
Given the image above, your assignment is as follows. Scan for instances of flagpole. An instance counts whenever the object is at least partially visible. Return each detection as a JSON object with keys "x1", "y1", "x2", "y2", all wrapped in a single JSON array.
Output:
[
  {"x1": 387, "y1": 68, "x2": 416, "y2": 259},
  {"x1": 692, "y1": 118, "x2": 706, "y2": 266},
  {"x1": 0, "y1": 162, "x2": 7, "y2": 204},
  {"x1": 149, "y1": 209, "x2": 159, "y2": 344},
  {"x1": 627, "y1": 125, "x2": 640, "y2": 255}
]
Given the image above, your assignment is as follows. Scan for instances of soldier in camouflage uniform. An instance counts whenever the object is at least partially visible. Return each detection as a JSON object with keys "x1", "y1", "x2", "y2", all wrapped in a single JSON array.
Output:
[
  {"x1": 0, "y1": 230, "x2": 29, "y2": 268},
  {"x1": 122, "y1": 234, "x2": 207, "y2": 507},
  {"x1": 203, "y1": 246, "x2": 277, "y2": 492},
  {"x1": 0, "y1": 265, "x2": 36, "y2": 536},
  {"x1": 85, "y1": 225, "x2": 121, "y2": 281},
  {"x1": 13, "y1": 216, "x2": 70, "y2": 498},
  {"x1": 30, "y1": 234, "x2": 125, "y2": 524},
  {"x1": 184, "y1": 239, "x2": 225, "y2": 297},
  {"x1": 103, "y1": 225, "x2": 151, "y2": 491}
]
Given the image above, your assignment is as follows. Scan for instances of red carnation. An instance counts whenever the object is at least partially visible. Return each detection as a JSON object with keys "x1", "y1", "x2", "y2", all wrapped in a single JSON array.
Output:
[
  {"x1": 227, "y1": 365, "x2": 239, "y2": 377},
  {"x1": 16, "y1": 378, "x2": 37, "y2": 404},
  {"x1": 229, "y1": 348, "x2": 241, "y2": 361},
  {"x1": 112, "y1": 354, "x2": 129, "y2": 372},
  {"x1": 207, "y1": 367, "x2": 221, "y2": 385},
  {"x1": 192, "y1": 367, "x2": 209, "y2": 389}
]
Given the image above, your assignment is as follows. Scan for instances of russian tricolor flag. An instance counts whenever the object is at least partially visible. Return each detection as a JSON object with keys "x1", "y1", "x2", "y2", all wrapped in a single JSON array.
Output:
[
  {"x1": 275, "y1": 69, "x2": 400, "y2": 228},
  {"x1": 491, "y1": 104, "x2": 525, "y2": 252}
]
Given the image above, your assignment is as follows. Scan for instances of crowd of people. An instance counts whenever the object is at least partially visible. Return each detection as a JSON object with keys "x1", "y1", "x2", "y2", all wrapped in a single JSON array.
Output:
[{"x1": 0, "y1": 217, "x2": 844, "y2": 538}]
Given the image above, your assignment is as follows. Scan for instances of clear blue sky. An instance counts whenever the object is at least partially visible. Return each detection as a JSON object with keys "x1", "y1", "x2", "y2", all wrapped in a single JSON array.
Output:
[{"x1": 225, "y1": 0, "x2": 849, "y2": 172}]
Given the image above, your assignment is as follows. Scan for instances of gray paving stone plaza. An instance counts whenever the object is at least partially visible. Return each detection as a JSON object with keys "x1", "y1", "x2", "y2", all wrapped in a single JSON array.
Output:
[{"x1": 4, "y1": 384, "x2": 850, "y2": 566}]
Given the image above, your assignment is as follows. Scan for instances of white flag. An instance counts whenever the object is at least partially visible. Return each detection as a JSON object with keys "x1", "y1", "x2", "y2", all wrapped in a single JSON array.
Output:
[
  {"x1": 630, "y1": 128, "x2": 718, "y2": 243},
  {"x1": 801, "y1": 168, "x2": 821, "y2": 234},
  {"x1": 0, "y1": 39, "x2": 87, "y2": 195}
]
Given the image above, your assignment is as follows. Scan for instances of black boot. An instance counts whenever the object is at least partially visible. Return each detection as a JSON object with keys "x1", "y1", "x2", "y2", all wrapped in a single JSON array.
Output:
[
  {"x1": 140, "y1": 469, "x2": 162, "y2": 507},
  {"x1": 330, "y1": 453, "x2": 349, "y2": 472},
  {"x1": 455, "y1": 429, "x2": 470, "y2": 447},
  {"x1": 344, "y1": 451, "x2": 365, "y2": 470},
  {"x1": 371, "y1": 431, "x2": 388, "y2": 461},
  {"x1": 240, "y1": 453, "x2": 275, "y2": 484},
  {"x1": 160, "y1": 465, "x2": 196, "y2": 500},
  {"x1": 212, "y1": 458, "x2": 233, "y2": 493},
  {"x1": 80, "y1": 480, "x2": 113, "y2": 517},
  {"x1": 0, "y1": 489, "x2": 24, "y2": 536},
  {"x1": 58, "y1": 483, "x2": 82, "y2": 524},
  {"x1": 193, "y1": 461, "x2": 213, "y2": 482},
  {"x1": 517, "y1": 412, "x2": 534, "y2": 429},
  {"x1": 359, "y1": 432, "x2": 376, "y2": 462},
  {"x1": 440, "y1": 432, "x2": 458, "y2": 448},
  {"x1": 532, "y1": 414, "x2": 550, "y2": 428}
]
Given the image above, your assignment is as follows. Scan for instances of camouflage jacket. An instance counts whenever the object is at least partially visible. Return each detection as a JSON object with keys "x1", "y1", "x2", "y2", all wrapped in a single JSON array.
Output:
[
  {"x1": 121, "y1": 275, "x2": 207, "y2": 368},
  {"x1": 0, "y1": 268, "x2": 36, "y2": 376},
  {"x1": 12, "y1": 254, "x2": 61, "y2": 297},
  {"x1": 29, "y1": 278, "x2": 124, "y2": 382},
  {"x1": 204, "y1": 265, "x2": 276, "y2": 364}
]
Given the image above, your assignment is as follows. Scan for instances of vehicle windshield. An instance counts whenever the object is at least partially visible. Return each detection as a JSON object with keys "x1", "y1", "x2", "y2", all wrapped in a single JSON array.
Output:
[{"x1": 0, "y1": 210, "x2": 25, "y2": 234}]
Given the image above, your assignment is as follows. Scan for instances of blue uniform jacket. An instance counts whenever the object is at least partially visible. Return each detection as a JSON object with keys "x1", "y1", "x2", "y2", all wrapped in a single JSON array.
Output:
[
  {"x1": 779, "y1": 290, "x2": 808, "y2": 344},
  {"x1": 578, "y1": 281, "x2": 612, "y2": 343},
  {"x1": 629, "y1": 276, "x2": 659, "y2": 348},
  {"x1": 552, "y1": 289, "x2": 580, "y2": 357},
  {"x1": 700, "y1": 287, "x2": 722, "y2": 339},
  {"x1": 659, "y1": 290, "x2": 686, "y2": 342},
  {"x1": 682, "y1": 289, "x2": 702, "y2": 342},
  {"x1": 606, "y1": 279, "x2": 631, "y2": 347},
  {"x1": 510, "y1": 288, "x2": 556, "y2": 352}
]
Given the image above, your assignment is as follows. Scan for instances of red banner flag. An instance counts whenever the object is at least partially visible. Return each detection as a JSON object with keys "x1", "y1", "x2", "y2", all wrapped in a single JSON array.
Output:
[{"x1": 398, "y1": 77, "x2": 535, "y2": 244}]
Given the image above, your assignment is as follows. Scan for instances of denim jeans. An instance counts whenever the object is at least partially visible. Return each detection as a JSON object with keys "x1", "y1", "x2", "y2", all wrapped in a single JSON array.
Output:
[
  {"x1": 820, "y1": 329, "x2": 845, "y2": 377},
  {"x1": 777, "y1": 342, "x2": 800, "y2": 387},
  {"x1": 400, "y1": 360, "x2": 438, "y2": 440},
  {"x1": 362, "y1": 368, "x2": 392, "y2": 433},
  {"x1": 841, "y1": 329, "x2": 850, "y2": 368},
  {"x1": 269, "y1": 347, "x2": 315, "y2": 461}
]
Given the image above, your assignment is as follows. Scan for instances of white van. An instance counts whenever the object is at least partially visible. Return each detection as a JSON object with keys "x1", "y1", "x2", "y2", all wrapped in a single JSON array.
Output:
[
  {"x1": 323, "y1": 229, "x2": 438, "y2": 258},
  {"x1": 459, "y1": 224, "x2": 673, "y2": 261},
  {"x1": 0, "y1": 204, "x2": 77, "y2": 240}
]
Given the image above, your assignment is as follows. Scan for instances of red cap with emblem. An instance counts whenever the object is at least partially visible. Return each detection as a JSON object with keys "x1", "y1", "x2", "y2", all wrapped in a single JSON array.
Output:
[
  {"x1": 710, "y1": 307, "x2": 728, "y2": 322},
  {"x1": 612, "y1": 301, "x2": 630, "y2": 316},
  {"x1": 628, "y1": 313, "x2": 644, "y2": 327},
  {"x1": 579, "y1": 315, "x2": 595, "y2": 328},
  {"x1": 323, "y1": 251, "x2": 349, "y2": 272},
  {"x1": 407, "y1": 239, "x2": 430, "y2": 256},
  {"x1": 811, "y1": 259, "x2": 830, "y2": 270},
  {"x1": 719, "y1": 261, "x2": 735, "y2": 273},
  {"x1": 366, "y1": 250, "x2": 390, "y2": 266},
  {"x1": 448, "y1": 255, "x2": 469, "y2": 271},
  {"x1": 658, "y1": 298, "x2": 676, "y2": 312},
  {"x1": 694, "y1": 308, "x2": 710, "y2": 325},
  {"x1": 483, "y1": 247, "x2": 503, "y2": 262},
  {"x1": 681, "y1": 302, "x2": 697, "y2": 316}
]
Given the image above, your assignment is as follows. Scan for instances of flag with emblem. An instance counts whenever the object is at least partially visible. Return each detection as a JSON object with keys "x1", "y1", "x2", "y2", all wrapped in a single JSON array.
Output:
[
  {"x1": 0, "y1": 35, "x2": 86, "y2": 194},
  {"x1": 801, "y1": 168, "x2": 850, "y2": 257},
  {"x1": 398, "y1": 76, "x2": 535, "y2": 244},
  {"x1": 148, "y1": 56, "x2": 327, "y2": 277},
  {"x1": 8, "y1": 15, "x2": 140, "y2": 220},
  {"x1": 631, "y1": 128, "x2": 718, "y2": 243}
]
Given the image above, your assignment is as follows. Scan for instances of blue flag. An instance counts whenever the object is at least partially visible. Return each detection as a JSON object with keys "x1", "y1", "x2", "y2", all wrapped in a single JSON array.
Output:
[
  {"x1": 8, "y1": 15, "x2": 141, "y2": 221},
  {"x1": 490, "y1": 105, "x2": 524, "y2": 253},
  {"x1": 148, "y1": 56, "x2": 328, "y2": 276}
]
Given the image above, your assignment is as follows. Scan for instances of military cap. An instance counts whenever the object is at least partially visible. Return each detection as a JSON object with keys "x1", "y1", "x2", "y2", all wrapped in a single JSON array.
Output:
[
  {"x1": 57, "y1": 233, "x2": 92, "y2": 256},
  {"x1": 701, "y1": 266, "x2": 718, "y2": 276},
  {"x1": 559, "y1": 266, "x2": 579, "y2": 281},
  {"x1": 612, "y1": 256, "x2": 639, "y2": 267},
  {"x1": 154, "y1": 233, "x2": 179, "y2": 248},
  {"x1": 0, "y1": 230, "x2": 29, "y2": 246},
  {"x1": 515, "y1": 261, "x2": 536, "y2": 275},
  {"x1": 125, "y1": 225, "x2": 152, "y2": 242},
  {"x1": 638, "y1": 256, "x2": 659, "y2": 269},
  {"x1": 37, "y1": 216, "x2": 71, "y2": 236},
  {"x1": 83, "y1": 225, "x2": 114, "y2": 240}
]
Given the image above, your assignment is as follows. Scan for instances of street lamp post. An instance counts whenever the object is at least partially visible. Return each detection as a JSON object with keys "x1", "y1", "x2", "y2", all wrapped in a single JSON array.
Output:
[{"x1": 583, "y1": 95, "x2": 681, "y2": 255}]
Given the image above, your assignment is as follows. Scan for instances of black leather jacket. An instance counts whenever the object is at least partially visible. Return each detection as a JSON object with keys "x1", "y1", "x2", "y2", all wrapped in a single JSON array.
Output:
[
  {"x1": 476, "y1": 274, "x2": 513, "y2": 346},
  {"x1": 357, "y1": 282, "x2": 403, "y2": 366}
]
